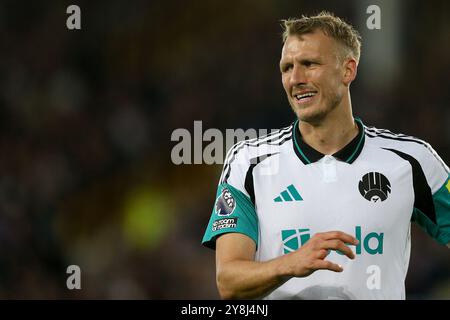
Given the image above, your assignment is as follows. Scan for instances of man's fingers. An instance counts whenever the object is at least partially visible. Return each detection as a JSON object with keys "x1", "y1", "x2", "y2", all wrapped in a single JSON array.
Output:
[
  {"x1": 319, "y1": 231, "x2": 359, "y2": 246},
  {"x1": 322, "y1": 239, "x2": 355, "y2": 259},
  {"x1": 313, "y1": 260, "x2": 343, "y2": 273}
]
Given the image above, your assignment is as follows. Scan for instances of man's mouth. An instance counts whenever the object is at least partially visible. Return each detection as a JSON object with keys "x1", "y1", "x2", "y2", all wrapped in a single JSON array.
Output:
[{"x1": 293, "y1": 91, "x2": 318, "y2": 104}]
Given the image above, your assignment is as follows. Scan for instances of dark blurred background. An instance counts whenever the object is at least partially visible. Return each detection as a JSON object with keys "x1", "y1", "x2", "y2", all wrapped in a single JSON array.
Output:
[{"x1": 0, "y1": 0, "x2": 449, "y2": 299}]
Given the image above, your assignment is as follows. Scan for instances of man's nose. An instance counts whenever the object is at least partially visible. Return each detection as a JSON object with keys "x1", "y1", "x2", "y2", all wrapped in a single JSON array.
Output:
[{"x1": 290, "y1": 65, "x2": 307, "y2": 86}]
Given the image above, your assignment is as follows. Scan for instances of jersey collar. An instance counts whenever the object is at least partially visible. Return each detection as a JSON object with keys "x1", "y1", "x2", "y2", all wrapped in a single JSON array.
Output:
[{"x1": 292, "y1": 117, "x2": 366, "y2": 165}]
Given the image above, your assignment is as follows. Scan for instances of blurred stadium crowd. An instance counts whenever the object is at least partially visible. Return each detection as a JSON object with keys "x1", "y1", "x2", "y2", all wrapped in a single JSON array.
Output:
[{"x1": 0, "y1": 0, "x2": 449, "y2": 299}]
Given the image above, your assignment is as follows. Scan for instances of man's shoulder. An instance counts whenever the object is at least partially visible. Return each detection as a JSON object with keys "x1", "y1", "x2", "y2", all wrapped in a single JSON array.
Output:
[
  {"x1": 223, "y1": 123, "x2": 294, "y2": 164},
  {"x1": 363, "y1": 124, "x2": 435, "y2": 158},
  {"x1": 363, "y1": 124, "x2": 448, "y2": 180}
]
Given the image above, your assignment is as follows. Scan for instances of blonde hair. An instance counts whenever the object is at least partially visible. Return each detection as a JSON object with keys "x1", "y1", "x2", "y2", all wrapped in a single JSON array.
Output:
[{"x1": 281, "y1": 11, "x2": 362, "y2": 63}]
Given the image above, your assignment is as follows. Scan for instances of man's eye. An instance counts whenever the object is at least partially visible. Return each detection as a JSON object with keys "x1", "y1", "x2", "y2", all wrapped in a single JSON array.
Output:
[
  {"x1": 282, "y1": 65, "x2": 293, "y2": 72},
  {"x1": 303, "y1": 61, "x2": 317, "y2": 67}
]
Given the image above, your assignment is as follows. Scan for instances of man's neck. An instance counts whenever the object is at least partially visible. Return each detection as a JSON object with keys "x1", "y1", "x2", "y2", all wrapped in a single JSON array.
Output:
[{"x1": 298, "y1": 111, "x2": 359, "y2": 156}]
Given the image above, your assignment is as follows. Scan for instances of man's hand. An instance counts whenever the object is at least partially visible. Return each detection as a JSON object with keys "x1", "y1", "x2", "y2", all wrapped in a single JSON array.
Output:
[
  {"x1": 280, "y1": 231, "x2": 359, "y2": 278},
  {"x1": 215, "y1": 230, "x2": 359, "y2": 299}
]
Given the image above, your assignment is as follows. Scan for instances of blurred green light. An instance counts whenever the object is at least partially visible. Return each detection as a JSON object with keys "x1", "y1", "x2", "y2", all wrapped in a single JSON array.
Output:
[{"x1": 122, "y1": 188, "x2": 173, "y2": 250}]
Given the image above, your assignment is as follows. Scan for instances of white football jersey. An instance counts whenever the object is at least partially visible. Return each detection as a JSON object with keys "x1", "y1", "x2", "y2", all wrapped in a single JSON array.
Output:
[{"x1": 202, "y1": 118, "x2": 450, "y2": 299}]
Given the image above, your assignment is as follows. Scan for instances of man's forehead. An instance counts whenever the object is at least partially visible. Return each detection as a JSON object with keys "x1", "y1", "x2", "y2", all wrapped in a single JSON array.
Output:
[{"x1": 281, "y1": 31, "x2": 336, "y2": 59}]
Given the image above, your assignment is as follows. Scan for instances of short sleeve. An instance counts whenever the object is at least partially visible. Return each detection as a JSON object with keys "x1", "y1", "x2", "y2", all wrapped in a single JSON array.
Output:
[
  {"x1": 201, "y1": 142, "x2": 259, "y2": 250},
  {"x1": 202, "y1": 183, "x2": 258, "y2": 250},
  {"x1": 410, "y1": 143, "x2": 450, "y2": 245}
]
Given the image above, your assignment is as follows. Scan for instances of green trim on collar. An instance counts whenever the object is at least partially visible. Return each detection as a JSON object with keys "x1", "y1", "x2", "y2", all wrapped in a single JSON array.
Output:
[
  {"x1": 345, "y1": 118, "x2": 366, "y2": 164},
  {"x1": 292, "y1": 117, "x2": 366, "y2": 165},
  {"x1": 292, "y1": 119, "x2": 312, "y2": 164}
]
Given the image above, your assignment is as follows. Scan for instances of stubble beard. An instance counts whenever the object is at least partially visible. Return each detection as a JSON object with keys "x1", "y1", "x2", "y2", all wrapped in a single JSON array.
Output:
[{"x1": 291, "y1": 91, "x2": 343, "y2": 125}]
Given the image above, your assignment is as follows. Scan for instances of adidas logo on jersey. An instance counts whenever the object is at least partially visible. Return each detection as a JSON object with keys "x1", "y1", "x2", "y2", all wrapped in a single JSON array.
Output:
[{"x1": 274, "y1": 184, "x2": 303, "y2": 202}]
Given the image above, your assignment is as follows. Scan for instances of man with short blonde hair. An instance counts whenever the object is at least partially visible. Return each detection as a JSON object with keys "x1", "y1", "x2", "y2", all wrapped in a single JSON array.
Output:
[
  {"x1": 202, "y1": 11, "x2": 450, "y2": 300},
  {"x1": 282, "y1": 11, "x2": 362, "y2": 63}
]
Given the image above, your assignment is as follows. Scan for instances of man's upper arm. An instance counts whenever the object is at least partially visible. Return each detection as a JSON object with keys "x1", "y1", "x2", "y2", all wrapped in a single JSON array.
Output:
[{"x1": 216, "y1": 233, "x2": 257, "y2": 267}]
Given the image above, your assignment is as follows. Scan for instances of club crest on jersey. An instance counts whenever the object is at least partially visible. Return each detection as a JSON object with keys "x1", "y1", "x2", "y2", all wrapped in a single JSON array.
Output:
[
  {"x1": 358, "y1": 172, "x2": 391, "y2": 202},
  {"x1": 215, "y1": 188, "x2": 236, "y2": 216}
]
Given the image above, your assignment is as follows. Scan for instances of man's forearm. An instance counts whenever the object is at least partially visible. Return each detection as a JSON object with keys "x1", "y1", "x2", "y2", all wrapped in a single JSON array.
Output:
[{"x1": 217, "y1": 256, "x2": 292, "y2": 299}]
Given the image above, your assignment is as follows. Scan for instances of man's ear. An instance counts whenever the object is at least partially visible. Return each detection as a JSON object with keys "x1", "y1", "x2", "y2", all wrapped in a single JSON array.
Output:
[{"x1": 343, "y1": 58, "x2": 358, "y2": 86}]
